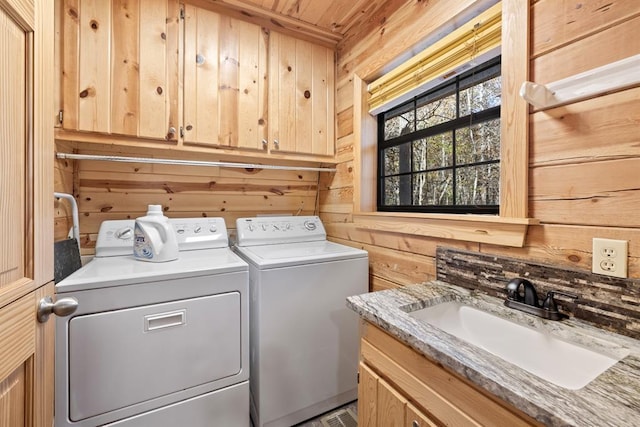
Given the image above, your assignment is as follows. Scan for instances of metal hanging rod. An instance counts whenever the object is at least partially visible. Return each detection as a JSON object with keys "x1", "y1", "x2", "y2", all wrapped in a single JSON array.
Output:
[{"x1": 56, "y1": 152, "x2": 337, "y2": 172}]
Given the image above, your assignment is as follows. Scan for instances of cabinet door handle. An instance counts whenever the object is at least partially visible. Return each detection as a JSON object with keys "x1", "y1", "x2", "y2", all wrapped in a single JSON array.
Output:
[
  {"x1": 262, "y1": 139, "x2": 268, "y2": 149},
  {"x1": 412, "y1": 421, "x2": 420, "y2": 427},
  {"x1": 273, "y1": 139, "x2": 279, "y2": 148},
  {"x1": 196, "y1": 53, "x2": 205, "y2": 65}
]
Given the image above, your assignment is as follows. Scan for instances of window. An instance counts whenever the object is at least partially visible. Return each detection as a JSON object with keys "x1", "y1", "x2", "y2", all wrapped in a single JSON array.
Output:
[{"x1": 378, "y1": 57, "x2": 501, "y2": 214}]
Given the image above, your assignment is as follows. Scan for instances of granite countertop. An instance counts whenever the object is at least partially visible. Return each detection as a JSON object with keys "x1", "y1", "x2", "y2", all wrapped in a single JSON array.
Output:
[{"x1": 347, "y1": 281, "x2": 640, "y2": 427}]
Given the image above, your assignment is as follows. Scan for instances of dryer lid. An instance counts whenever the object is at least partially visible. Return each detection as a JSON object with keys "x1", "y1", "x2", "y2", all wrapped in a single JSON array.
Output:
[{"x1": 56, "y1": 248, "x2": 248, "y2": 293}]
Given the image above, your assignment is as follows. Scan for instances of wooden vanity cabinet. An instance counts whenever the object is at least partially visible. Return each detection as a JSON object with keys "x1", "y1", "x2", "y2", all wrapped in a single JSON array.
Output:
[
  {"x1": 61, "y1": 0, "x2": 180, "y2": 141},
  {"x1": 358, "y1": 322, "x2": 543, "y2": 427}
]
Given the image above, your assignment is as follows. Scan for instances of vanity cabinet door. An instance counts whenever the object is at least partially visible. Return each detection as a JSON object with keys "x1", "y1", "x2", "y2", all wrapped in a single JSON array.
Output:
[
  {"x1": 377, "y1": 377, "x2": 407, "y2": 427},
  {"x1": 406, "y1": 403, "x2": 438, "y2": 427},
  {"x1": 359, "y1": 362, "x2": 406, "y2": 427},
  {"x1": 61, "y1": 0, "x2": 180, "y2": 140},
  {"x1": 358, "y1": 362, "x2": 378, "y2": 427},
  {"x1": 359, "y1": 361, "x2": 438, "y2": 427}
]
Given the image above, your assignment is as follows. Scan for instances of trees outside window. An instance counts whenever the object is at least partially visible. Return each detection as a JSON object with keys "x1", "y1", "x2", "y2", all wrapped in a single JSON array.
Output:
[{"x1": 378, "y1": 57, "x2": 501, "y2": 214}]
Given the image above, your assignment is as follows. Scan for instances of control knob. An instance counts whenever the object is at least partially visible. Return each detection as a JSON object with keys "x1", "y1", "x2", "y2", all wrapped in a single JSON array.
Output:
[
  {"x1": 116, "y1": 227, "x2": 133, "y2": 240},
  {"x1": 304, "y1": 220, "x2": 316, "y2": 231}
]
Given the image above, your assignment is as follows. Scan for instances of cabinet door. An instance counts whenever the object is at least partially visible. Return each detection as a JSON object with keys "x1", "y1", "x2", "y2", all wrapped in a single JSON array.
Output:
[
  {"x1": 377, "y1": 376, "x2": 407, "y2": 427},
  {"x1": 61, "y1": 0, "x2": 180, "y2": 140},
  {"x1": 1, "y1": 0, "x2": 54, "y2": 425},
  {"x1": 268, "y1": 31, "x2": 335, "y2": 156},
  {"x1": 183, "y1": 5, "x2": 268, "y2": 150},
  {"x1": 406, "y1": 402, "x2": 439, "y2": 427},
  {"x1": 358, "y1": 362, "x2": 378, "y2": 427},
  {"x1": 359, "y1": 362, "x2": 410, "y2": 427}
]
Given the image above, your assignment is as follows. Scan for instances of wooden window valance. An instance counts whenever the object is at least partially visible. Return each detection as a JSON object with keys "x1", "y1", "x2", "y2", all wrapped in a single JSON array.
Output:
[{"x1": 367, "y1": 2, "x2": 502, "y2": 115}]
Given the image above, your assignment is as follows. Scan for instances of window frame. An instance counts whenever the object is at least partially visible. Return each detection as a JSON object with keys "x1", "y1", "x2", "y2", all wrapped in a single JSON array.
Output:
[
  {"x1": 376, "y1": 57, "x2": 502, "y2": 214},
  {"x1": 349, "y1": 0, "x2": 535, "y2": 248}
]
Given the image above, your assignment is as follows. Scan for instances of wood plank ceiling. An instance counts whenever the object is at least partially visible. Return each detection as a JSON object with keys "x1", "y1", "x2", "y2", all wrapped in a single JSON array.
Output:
[
  {"x1": 203, "y1": 0, "x2": 404, "y2": 46},
  {"x1": 237, "y1": 0, "x2": 384, "y2": 34}
]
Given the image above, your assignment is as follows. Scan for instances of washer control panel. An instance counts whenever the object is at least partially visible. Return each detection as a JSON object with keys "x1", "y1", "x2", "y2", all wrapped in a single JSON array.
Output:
[
  {"x1": 235, "y1": 216, "x2": 326, "y2": 247},
  {"x1": 96, "y1": 217, "x2": 229, "y2": 257},
  {"x1": 171, "y1": 218, "x2": 228, "y2": 251}
]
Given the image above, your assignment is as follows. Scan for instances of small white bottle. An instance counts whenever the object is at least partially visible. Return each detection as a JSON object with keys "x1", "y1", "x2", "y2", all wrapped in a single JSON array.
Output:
[{"x1": 133, "y1": 205, "x2": 179, "y2": 262}]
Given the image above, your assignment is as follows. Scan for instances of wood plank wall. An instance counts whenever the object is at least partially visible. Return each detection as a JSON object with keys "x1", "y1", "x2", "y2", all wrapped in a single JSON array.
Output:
[
  {"x1": 54, "y1": 143, "x2": 318, "y2": 254},
  {"x1": 53, "y1": 0, "x2": 640, "y2": 285},
  {"x1": 321, "y1": 0, "x2": 640, "y2": 291}
]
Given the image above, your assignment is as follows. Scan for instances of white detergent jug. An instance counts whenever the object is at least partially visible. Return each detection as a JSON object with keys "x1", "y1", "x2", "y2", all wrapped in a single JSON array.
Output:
[{"x1": 133, "y1": 205, "x2": 179, "y2": 262}]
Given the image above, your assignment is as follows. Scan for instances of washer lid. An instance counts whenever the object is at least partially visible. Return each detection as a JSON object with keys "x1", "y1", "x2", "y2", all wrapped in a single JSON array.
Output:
[
  {"x1": 234, "y1": 240, "x2": 367, "y2": 268},
  {"x1": 56, "y1": 248, "x2": 248, "y2": 293}
]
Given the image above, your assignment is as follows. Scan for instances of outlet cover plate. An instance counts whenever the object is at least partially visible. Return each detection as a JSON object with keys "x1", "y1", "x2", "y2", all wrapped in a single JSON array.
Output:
[{"x1": 592, "y1": 238, "x2": 628, "y2": 278}]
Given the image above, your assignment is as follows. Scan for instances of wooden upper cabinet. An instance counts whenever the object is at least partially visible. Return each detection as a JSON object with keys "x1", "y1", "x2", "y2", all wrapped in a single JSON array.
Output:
[
  {"x1": 269, "y1": 31, "x2": 335, "y2": 157},
  {"x1": 182, "y1": 4, "x2": 335, "y2": 157},
  {"x1": 183, "y1": 5, "x2": 268, "y2": 150},
  {"x1": 61, "y1": 0, "x2": 180, "y2": 140},
  {"x1": 60, "y1": 1, "x2": 336, "y2": 159}
]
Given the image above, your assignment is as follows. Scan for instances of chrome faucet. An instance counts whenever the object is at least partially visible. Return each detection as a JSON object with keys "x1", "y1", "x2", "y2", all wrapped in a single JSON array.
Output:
[{"x1": 504, "y1": 278, "x2": 578, "y2": 321}]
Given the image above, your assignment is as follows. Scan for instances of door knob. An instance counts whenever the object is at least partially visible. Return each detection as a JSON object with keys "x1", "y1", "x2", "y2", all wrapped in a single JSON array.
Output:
[{"x1": 37, "y1": 296, "x2": 78, "y2": 323}]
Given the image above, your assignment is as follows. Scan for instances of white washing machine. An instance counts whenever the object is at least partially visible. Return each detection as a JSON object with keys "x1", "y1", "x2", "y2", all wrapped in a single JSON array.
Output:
[
  {"x1": 233, "y1": 216, "x2": 368, "y2": 427},
  {"x1": 55, "y1": 218, "x2": 250, "y2": 427}
]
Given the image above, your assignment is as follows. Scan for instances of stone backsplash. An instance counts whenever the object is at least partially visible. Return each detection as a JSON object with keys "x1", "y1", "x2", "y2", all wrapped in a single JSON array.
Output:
[{"x1": 436, "y1": 247, "x2": 640, "y2": 340}]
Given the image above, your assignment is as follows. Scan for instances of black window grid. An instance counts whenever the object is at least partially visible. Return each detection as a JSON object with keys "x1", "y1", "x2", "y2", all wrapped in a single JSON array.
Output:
[{"x1": 377, "y1": 57, "x2": 501, "y2": 214}]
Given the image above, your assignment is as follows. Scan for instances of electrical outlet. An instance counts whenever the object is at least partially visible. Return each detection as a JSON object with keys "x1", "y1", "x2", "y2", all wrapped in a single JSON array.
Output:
[{"x1": 592, "y1": 238, "x2": 628, "y2": 278}]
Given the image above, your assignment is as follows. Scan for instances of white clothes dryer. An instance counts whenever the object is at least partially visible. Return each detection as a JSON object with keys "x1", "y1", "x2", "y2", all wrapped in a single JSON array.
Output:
[
  {"x1": 55, "y1": 218, "x2": 250, "y2": 427},
  {"x1": 234, "y1": 216, "x2": 368, "y2": 427}
]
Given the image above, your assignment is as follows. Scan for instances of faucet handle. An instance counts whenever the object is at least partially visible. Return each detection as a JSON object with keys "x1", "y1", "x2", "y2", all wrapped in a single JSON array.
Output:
[{"x1": 542, "y1": 290, "x2": 579, "y2": 312}]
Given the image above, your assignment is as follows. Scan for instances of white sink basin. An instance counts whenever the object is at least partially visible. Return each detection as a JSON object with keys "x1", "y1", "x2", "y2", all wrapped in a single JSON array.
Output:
[{"x1": 409, "y1": 301, "x2": 628, "y2": 390}]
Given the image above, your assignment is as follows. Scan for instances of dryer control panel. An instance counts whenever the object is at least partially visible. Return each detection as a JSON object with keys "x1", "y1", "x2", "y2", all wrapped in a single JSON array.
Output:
[
  {"x1": 235, "y1": 216, "x2": 326, "y2": 247},
  {"x1": 96, "y1": 218, "x2": 229, "y2": 257}
]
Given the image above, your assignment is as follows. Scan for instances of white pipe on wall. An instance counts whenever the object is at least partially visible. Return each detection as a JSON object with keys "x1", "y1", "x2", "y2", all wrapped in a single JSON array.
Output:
[{"x1": 54, "y1": 192, "x2": 81, "y2": 251}]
